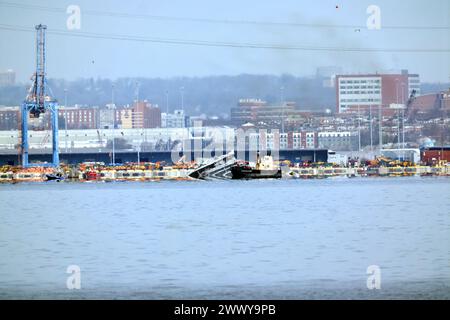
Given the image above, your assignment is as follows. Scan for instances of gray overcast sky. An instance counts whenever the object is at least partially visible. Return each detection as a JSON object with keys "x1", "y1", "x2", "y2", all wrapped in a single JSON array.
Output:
[{"x1": 0, "y1": 0, "x2": 449, "y2": 82}]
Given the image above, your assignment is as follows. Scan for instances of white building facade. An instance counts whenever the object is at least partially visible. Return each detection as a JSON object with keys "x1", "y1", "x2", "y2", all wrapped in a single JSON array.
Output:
[{"x1": 162, "y1": 110, "x2": 187, "y2": 128}]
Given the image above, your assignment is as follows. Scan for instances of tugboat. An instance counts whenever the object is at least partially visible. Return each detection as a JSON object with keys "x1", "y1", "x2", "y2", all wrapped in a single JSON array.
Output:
[{"x1": 231, "y1": 154, "x2": 282, "y2": 179}]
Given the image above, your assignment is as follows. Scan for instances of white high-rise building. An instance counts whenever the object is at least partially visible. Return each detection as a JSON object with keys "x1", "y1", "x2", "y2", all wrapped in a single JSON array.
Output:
[{"x1": 162, "y1": 110, "x2": 187, "y2": 128}]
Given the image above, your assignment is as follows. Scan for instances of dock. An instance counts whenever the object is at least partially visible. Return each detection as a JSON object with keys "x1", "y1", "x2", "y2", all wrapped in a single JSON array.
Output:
[
  {"x1": 286, "y1": 165, "x2": 450, "y2": 178},
  {"x1": 1, "y1": 162, "x2": 449, "y2": 183}
]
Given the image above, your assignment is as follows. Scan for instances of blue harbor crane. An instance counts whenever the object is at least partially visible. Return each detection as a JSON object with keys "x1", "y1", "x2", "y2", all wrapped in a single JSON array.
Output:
[{"x1": 21, "y1": 24, "x2": 59, "y2": 167}]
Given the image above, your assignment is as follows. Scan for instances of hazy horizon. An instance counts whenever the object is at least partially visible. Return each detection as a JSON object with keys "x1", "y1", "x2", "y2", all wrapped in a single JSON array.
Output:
[{"x1": 0, "y1": 0, "x2": 449, "y2": 82}]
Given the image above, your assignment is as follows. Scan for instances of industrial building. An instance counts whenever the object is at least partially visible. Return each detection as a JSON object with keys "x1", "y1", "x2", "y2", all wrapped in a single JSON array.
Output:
[
  {"x1": 0, "y1": 126, "x2": 235, "y2": 153},
  {"x1": 421, "y1": 147, "x2": 450, "y2": 165},
  {"x1": 0, "y1": 148, "x2": 330, "y2": 166},
  {"x1": 335, "y1": 70, "x2": 420, "y2": 114},
  {"x1": 318, "y1": 131, "x2": 359, "y2": 151},
  {"x1": 237, "y1": 127, "x2": 319, "y2": 151},
  {"x1": 0, "y1": 124, "x2": 332, "y2": 165},
  {"x1": 409, "y1": 89, "x2": 450, "y2": 116},
  {"x1": 230, "y1": 99, "x2": 305, "y2": 127},
  {"x1": 234, "y1": 129, "x2": 358, "y2": 151}
]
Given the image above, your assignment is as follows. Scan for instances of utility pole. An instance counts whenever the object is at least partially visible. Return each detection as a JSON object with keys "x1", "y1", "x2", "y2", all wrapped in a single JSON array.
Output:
[
  {"x1": 357, "y1": 105, "x2": 361, "y2": 152},
  {"x1": 64, "y1": 88, "x2": 68, "y2": 153},
  {"x1": 397, "y1": 109, "x2": 400, "y2": 140},
  {"x1": 166, "y1": 90, "x2": 169, "y2": 114},
  {"x1": 180, "y1": 86, "x2": 185, "y2": 113},
  {"x1": 396, "y1": 80, "x2": 400, "y2": 159},
  {"x1": 112, "y1": 83, "x2": 116, "y2": 166},
  {"x1": 137, "y1": 145, "x2": 140, "y2": 164},
  {"x1": 280, "y1": 86, "x2": 285, "y2": 134},
  {"x1": 402, "y1": 108, "x2": 405, "y2": 160},
  {"x1": 369, "y1": 105, "x2": 373, "y2": 151},
  {"x1": 165, "y1": 90, "x2": 170, "y2": 150},
  {"x1": 441, "y1": 92, "x2": 445, "y2": 162},
  {"x1": 135, "y1": 81, "x2": 140, "y2": 103},
  {"x1": 379, "y1": 104, "x2": 383, "y2": 152},
  {"x1": 135, "y1": 81, "x2": 142, "y2": 163},
  {"x1": 401, "y1": 83, "x2": 406, "y2": 160}
]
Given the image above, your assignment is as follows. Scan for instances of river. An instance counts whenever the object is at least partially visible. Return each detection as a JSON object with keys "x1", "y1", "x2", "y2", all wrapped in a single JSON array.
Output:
[{"x1": 0, "y1": 177, "x2": 449, "y2": 299}]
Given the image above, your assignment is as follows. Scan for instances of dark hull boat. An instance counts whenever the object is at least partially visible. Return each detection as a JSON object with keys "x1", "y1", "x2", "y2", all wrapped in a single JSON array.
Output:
[
  {"x1": 45, "y1": 173, "x2": 65, "y2": 181},
  {"x1": 231, "y1": 165, "x2": 282, "y2": 179}
]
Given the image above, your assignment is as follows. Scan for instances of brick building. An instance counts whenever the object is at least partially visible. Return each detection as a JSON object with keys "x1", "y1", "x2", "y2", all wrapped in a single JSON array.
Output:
[
  {"x1": 59, "y1": 106, "x2": 98, "y2": 130},
  {"x1": 335, "y1": 70, "x2": 420, "y2": 115},
  {"x1": 409, "y1": 89, "x2": 450, "y2": 116},
  {"x1": 134, "y1": 101, "x2": 161, "y2": 128}
]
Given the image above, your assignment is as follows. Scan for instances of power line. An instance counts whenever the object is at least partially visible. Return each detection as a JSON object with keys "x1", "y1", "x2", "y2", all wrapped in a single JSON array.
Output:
[
  {"x1": 0, "y1": 1, "x2": 449, "y2": 31},
  {"x1": 1, "y1": 23, "x2": 449, "y2": 53}
]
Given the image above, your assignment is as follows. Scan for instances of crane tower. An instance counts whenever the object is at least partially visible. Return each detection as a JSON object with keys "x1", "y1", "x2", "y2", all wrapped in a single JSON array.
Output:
[{"x1": 21, "y1": 24, "x2": 59, "y2": 167}]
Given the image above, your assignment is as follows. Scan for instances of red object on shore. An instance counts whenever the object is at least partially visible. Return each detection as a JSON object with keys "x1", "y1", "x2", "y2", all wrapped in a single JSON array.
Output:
[
  {"x1": 86, "y1": 171, "x2": 98, "y2": 180},
  {"x1": 421, "y1": 147, "x2": 450, "y2": 165}
]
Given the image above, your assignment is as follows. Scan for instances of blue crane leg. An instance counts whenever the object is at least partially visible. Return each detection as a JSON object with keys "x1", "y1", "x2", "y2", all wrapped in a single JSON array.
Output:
[
  {"x1": 51, "y1": 103, "x2": 59, "y2": 166},
  {"x1": 21, "y1": 103, "x2": 29, "y2": 167}
]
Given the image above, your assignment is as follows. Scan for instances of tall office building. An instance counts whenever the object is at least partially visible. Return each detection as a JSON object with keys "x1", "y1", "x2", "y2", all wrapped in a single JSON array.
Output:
[{"x1": 335, "y1": 70, "x2": 420, "y2": 114}]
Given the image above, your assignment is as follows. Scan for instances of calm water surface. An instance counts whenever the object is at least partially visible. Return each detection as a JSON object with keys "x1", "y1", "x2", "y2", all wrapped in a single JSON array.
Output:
[{"x1": 0, "y1": 177, "x2": 449, "y2": 299}]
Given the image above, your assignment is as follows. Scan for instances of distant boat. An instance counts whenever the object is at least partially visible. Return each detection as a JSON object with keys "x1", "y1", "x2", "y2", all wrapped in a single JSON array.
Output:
[
  {"x1": 231, "y1": 154, "x2": 282, "y2": 180},
  {"x1": 45, "y1": 172, "x2": 65, "y2": 181}
]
